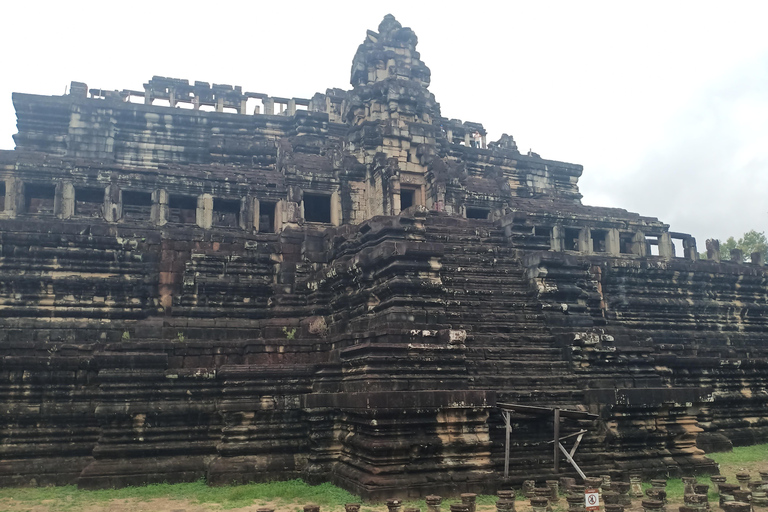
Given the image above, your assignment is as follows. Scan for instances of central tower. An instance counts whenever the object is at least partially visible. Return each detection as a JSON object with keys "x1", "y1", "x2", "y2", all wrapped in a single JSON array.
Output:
[{"x1": 345, "y1": 14, "x2": 441, "y2": 217}]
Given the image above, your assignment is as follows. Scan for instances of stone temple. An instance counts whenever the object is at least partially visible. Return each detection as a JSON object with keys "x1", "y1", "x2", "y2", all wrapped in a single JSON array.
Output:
[{"x1": 1, "y1": 14, "x2": 767, "y2": 499}]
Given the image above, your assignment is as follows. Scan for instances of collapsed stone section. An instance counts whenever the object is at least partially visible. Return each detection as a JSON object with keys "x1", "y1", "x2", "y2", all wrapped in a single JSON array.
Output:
[{"x1": 1, "y1": 13, "x2": 767, "y2": 499}]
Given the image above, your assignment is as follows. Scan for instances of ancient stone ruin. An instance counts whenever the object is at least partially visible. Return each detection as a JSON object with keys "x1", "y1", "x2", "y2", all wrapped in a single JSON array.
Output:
[{"x1": 1, "y1": 14, "x2": 767, "y2": 499}]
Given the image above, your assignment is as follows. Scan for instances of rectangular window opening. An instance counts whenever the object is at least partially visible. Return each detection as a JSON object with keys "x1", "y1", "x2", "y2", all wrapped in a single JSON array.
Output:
[
  {"x1": 246, "y1": 97, "x2": 264, "y2": 115},
  {"x1": 122, "y1": 190, "x2": 152, "y2": 222},
  {"x1": 591, "y1": 229, "x2": 608, "y2": 253},
  {"x1": 564, "y1": 227, "x2": 581, "y2": 251},
  {"x1": 400, "y1": 189, "x2": 415, "y2": 211},
  {"x1": 0, "y1": 182, "x2": 5, "y2": 212},
  {"x1": 168, "y1": 194, "x2": 197, "y2": 224},
  {"x1": 646, "y1": 235, "x2": 660, "y2": 256},
  {"x1": 534, "y1": 225, "x2": 551, "y2": 237},
  {"x1": 620, "y1": 233, "x2": 635, "y2": 254},
  {"x1": 75, "y1": 187, "x2": 104, "y2": 217},
  {"x1": 466, "y1": 207, "x2": 490, "y2": 220},
  {"x1": 671, "y1": 238, "x2": 685, "y2": 258},
  {"x1": 213, "y1": 198, "x2": 241, "y2": 227},
  {"x1": 25, "y1": 183, "x2": 56, "y2": 215},
  {"x1": 199, "y1": 104, "x2": 216, "y2": 112},
  {"x1": 304, "y1": 193, "x2": 331, "y2": 223},
  {"x1": 259, "y1": 202, "x2": 276, "y2": 233}
]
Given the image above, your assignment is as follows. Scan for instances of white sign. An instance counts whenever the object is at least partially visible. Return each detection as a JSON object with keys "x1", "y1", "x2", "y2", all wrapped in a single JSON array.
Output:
[{"x1": 585, "y1": 489, "x2": 600, "y2": 511}]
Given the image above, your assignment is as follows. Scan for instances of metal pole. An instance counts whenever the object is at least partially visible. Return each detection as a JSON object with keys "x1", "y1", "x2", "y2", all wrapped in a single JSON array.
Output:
[
  {"x1": 504, "y1": 411, "x2": 511, "y2": 478},
  {"x1": 553, "y1": 408, "x2": 560, "y2": 473}
]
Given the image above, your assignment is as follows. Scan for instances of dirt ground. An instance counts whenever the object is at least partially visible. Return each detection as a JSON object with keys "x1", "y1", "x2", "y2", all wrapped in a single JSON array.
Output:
[{"x1": 0, "y1": 497, "x2": 691, "y2": 512}]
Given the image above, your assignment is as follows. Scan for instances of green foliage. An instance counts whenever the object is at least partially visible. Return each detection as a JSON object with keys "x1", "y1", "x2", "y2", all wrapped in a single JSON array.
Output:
[
  {"x1": 121, "y1": 331, "x2": 130, "y2": 340},
  {"x1": 283, "y1": 327, "x2": 297, "y2": 340},
  {"x1": 176, "y1": 332, "x2": 185, "y2": 342},
  {"x1": 701, "y1": 230, "x2": 767, "y2": 261}
]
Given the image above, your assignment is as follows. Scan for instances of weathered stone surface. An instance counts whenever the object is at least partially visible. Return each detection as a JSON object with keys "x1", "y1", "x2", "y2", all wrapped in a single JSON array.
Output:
[{"x1": 0, "y1": 13, "x2": 767, "y2": 500}]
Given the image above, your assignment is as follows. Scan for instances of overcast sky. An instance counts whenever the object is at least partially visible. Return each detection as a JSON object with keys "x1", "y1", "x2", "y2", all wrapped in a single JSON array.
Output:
[{"x1": 1, "y1": 1, "x2": 766, "y2": 246}]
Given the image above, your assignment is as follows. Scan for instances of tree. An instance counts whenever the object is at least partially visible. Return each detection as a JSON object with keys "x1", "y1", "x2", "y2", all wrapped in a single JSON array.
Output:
[{"x1": 700, "y1": 230, "x2": 767, "y2": 261}]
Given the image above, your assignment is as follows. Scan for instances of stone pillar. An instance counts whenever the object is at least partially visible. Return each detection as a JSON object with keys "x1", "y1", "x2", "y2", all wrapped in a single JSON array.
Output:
[
  {"x1": 720, "y1": 503, "x2": 750, "y2": 512},
  {"x1": 331, "y1": 190, "x2": 341, "y2": 226},
  {"x1": 682, "y1": 477, "x2": 697, "y2": 496},
  {"x1": 710, "y1": 476, "x2": 726, "y2": 494},
  {"x1": 464, "y1": 132, "x2": 471, "y2": 147},
  {"x1": 551, "y1": 225, "x2": 564, "y2": 252},
  {"x1": 640, "y1": 499, "x2": 664, "y2": 512},
  {"x1": 751, "y1": 252, "x2": 764, "y2": 265},
  {"x1": 630, "y1": 473, "x2": 643, "y2": 498},
  {"x1": 144, "y1": 88, "x2": 152, "y2": 105},
  {"x1": 683, "y1": 237, "x2": 698, "y2": 260},
  {"x1": 240, "y1": 99, "x2": 248, "y2": 115},
  {"x1": 193, "y1": 95, "x2": 200, "y2": 110},
  {"x1": 196, "y1": 193, "x2": 213, "y2": 229},
  {"x1": 239, "y1": 197, "x2": 248, "y2": 230},
  {"x1": 55, "y1": 181, "x2": 75, "y2": 219},
  {"x1": 578, "y1": 228, "x2": 592, "y2": 254},
  {"x1": 251, "y1": 197, "x2": 261, "y2": 232},
  {"x1": 567, "y1": 492, "x2": 585, "y2": 512},
  {"x1": 645, "y1": 488, "x2": 666, "y2": 504},
  {"x1": 705, "y1": 239, "x2": 720, "y2": 262},
  {"x1": 613, "y1": 482, "x2": 631, "y2": 506},
  {"x1": 3, "y1": 177, "x2": 22, "y2": 217},
  {"x1": 633, "y1": 231, "x2": 647, "y2": 256},
  {"x1": 426, "y1": 496, "x2": 442, "y2": 512},
  {"x1": 497, "y1": 491, "x2": 515, "y2": 512},
  {"x1": 288, "y1": 99, "x2": 296, "y2": 116},
  {"x1": 560, "y1": 478, "x2": 577, "y2": 493},
  {"x1": 659, "y1": 232, "x2": 674, "y2": 259},
  {"x1": 461, "y1": 493, "x2": 477, "y2": 512},
  {"x1": 693, "y1": 484, "x2": 709, "y2": 497},
  {"x1": 215, "y1": 97, "x2": 224, "y2": 113},
  {"x1": 732, "y1": 490, "x2": 750, "y2": 503},
  {"x1": 169, "y1": 89, "x2": 176, "y2": 108},
  {"x1": 730, "y1": 249, "x2": 743, "y2": 263},
  {"x1": 719, "y1": 483, "x2": 740, "y2": 507},
  {"x1": 387, "y1": 499, "x2": 402, "y2": 512},
  {"x1": 264, "y1": 98, "x2": 275, "y2": 115},
  {"x1": 151, "y1": 189, "x2": 168, "y2": 226},
  {"x1": 481, "y1": 134, "x2": 487, "y2": 149},
  {"x1": 104, "y1": 185, "x2": 121, "y2": 223},
  {"x1": 735, "y1": 472, "x2": 750, "y2": 490},
  {"x1": 603, "y1": 491, "x2": 618, "y2": 505},
  {"x1": 606, "y1": 229, "x2": 621, "y2": 255},
  {"x1": 584, "y1": 477, "x2": 603, "y2": 491},
  {"x1": 530, "y1": 497, "x2": 549, "y2": 512},
  {"x1": 523, "y1": 481, "x2": 536, "y2": 499},
  {"x1": 546, "y1": 481, "x2": 560, "y2": 503},
  {"x1": 683, "y1": 493, "x2": 708, "y2": 512}
]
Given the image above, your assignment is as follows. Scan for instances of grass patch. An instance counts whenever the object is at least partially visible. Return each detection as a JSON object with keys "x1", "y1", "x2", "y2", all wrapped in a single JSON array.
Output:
[{"x1": 0, "y1": 479, "x2": 360, "y2": 511}]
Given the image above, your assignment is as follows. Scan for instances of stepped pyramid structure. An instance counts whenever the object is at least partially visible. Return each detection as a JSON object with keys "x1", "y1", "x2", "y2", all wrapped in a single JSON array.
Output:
[{"x1": 1, "y1": 14, "x2": 767, "y2": 499}]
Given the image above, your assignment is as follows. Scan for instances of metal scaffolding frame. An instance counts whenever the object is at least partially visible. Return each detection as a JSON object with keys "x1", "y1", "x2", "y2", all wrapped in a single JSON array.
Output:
[{"x1": 498, "y1": 402, "x2": 598, "y2": 480}]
